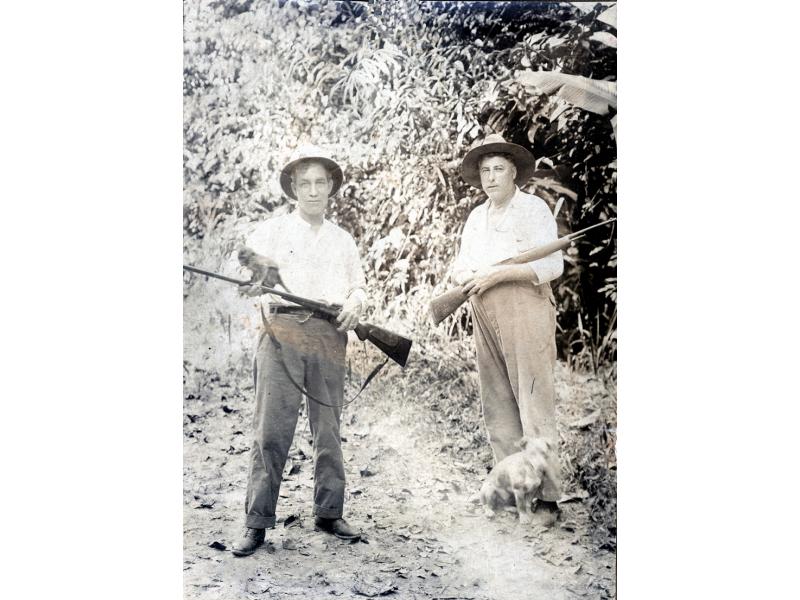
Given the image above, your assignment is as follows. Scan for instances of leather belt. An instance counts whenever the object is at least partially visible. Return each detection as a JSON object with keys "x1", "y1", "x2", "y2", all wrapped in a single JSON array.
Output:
[{"x1": 269, "y1": 305, "x2": 332, "y2": 321}]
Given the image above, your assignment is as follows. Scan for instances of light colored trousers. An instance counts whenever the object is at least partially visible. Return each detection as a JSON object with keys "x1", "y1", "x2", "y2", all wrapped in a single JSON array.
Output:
[
  {"x1": 244, "y1": 314, "x2": 347, "y2": 529},
  {"x1": 470, "y1": 281, "x2": 562, "y2": 502}
]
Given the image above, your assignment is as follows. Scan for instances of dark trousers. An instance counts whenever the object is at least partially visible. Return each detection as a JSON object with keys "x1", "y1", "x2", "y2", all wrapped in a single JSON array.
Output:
[{"x1": 244, "y1": 314, "x2": 347, "y2": 529}]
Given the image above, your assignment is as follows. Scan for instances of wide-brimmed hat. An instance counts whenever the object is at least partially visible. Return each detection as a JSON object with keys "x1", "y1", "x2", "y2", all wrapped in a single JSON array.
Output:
[
  {"x1": 279, "y1": 144, "x2": 343, "y2": 200},
  {"x1": 460, "y1": 133, "x2": 536, "y2": 188}
]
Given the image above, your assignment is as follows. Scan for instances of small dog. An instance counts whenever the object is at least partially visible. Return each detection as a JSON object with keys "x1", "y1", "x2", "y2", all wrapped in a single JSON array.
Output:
[{"x1": 479, "y1": 436, "x2": 559, "y2": 524}]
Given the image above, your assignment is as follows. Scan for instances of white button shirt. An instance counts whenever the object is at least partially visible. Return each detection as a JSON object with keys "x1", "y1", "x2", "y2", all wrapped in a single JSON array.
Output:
[
  {"x1": 245, "y1": 211, "x2": 367, "y2": 307},
  {"x1": 453, "y1": 187, "x2": 564, "y2": 285}
]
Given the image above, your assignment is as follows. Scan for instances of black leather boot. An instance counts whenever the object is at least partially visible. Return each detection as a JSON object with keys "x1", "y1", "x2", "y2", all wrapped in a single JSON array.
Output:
[
  {"x1": 314, "y1": 517, "x2": 360, "y2": 540},
  {"x1": 231, "y1": 527, "x2": 265, "y2": 556}
]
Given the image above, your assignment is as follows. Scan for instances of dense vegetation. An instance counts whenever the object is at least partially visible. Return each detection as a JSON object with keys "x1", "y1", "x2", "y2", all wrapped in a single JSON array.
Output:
[{"x1": 183, "y1": 0, "x2": 617, "y2": 369}]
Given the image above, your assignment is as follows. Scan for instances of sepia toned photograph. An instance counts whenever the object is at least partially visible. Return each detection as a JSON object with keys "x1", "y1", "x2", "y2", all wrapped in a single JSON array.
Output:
[{"x1": 183, "y1": 1, "x2": 618, "y2": 598}]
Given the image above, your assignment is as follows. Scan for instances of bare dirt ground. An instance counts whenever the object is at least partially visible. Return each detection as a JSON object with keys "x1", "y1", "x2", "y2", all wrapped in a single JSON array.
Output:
[{"x1": 183, "y1": 364, "x2": 616, "y2": 599}]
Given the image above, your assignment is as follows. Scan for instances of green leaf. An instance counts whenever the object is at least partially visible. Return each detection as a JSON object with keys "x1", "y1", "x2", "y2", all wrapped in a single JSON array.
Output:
[
  {"x1": 516, "y1": 70, "x2": 617, "y2": 115},
  {"x1": 598, "y1": 4, "x2": 617, "y2": 29},
  {"x1": 590, "y1": 31, "x2": 617, "y2": 48}
]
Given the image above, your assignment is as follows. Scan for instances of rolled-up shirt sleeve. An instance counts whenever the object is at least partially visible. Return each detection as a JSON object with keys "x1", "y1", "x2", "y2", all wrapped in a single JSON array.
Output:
[{"x1": 525, "y1": 201, "x2": 563, "y2": 285}]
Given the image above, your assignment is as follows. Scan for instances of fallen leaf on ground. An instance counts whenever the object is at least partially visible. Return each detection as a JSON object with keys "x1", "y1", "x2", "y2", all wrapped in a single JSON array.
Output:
[
  {"x1": 371, "y1": 553, "x2": 393, "y2": 563},
  {"x1": 352, "y1": 571, "x2": 397, "y2": 597},
  {"x1": 570, "y1": 410, "x2": 601, "y2": 429},
  {"x1": 283, "y1": 514, "x2": 300, "y2": 528},
  {"x1": 245, "y1": 579, "x2": 270, "y2": 594},
  {"x1": 282, "y1": 538, "x2": 298, "y2": 550},
  {"x1": 559, "y1": 490, "x2": 589, "y2": 503}
]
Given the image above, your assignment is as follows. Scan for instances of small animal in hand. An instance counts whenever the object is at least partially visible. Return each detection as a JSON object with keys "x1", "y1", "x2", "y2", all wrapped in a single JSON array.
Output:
[
  {"x1": 237, "y1": 246, "x2": 282, "y2": 290},
  {"x1": 479, "y1": 436, "x2": 559, "y2": 524}
]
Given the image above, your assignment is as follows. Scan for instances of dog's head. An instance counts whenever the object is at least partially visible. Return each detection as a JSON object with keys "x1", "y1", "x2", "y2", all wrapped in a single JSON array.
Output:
[
  {"x1": 479, "y1": 477, "x2": 510, "y2": 512},
  {"x1": 517, "y1": 437, "x2": 560, "y2": 480},
  {"x1": 516, "y1": 434, "x2": 560, "y2": 493}
]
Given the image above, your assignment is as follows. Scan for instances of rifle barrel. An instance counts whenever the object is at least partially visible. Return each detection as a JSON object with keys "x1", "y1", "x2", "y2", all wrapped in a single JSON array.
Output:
[
  {"x1": 567, "y1": 218, "x2": 616, "y2": 239},
  {"x1": 183, "y1": 265, "x2": 249, "y2": 286},
  {"x1": 498, "y1": 218, "x2": 616, "y2": 266},
  {"x1": 183, "y1": 264, "x2": 338, "y2": 315}
]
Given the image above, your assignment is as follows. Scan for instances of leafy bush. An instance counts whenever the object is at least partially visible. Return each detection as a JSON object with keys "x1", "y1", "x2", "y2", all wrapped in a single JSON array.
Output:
[{"x1": 183, "y1": 0, "x2": 617, "y2": 369}]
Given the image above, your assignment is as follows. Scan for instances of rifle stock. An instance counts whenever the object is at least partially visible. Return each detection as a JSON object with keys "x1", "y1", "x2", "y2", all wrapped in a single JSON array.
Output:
[
  {"x1": 354, "y1": 323, "x2": 412, "y2": 368},
  {"x1": 429, "y1": 288, "x2": 470, "y2": 326},
  {"x1": 429, "y1": 218, "x2": 615, "y2": 326}
]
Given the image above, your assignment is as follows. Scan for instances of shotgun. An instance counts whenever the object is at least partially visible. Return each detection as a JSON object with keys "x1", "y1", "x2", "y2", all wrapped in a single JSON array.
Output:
[
  {"x1": 183, "y1": 264, "x2": 413, "y2": 368},
  {"x1": 429, "y1": 218, "x2": 616, "y2": 325}
]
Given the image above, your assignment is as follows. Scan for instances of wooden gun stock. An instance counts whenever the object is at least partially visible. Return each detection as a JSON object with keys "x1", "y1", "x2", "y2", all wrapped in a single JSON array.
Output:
[
  {"x1": 429, "y1": 288, "x2": 470, "y2": 326},
  {"x1": 429, "y1": 219, "x2": 615, "y2": 326},
  {"x1": 354, "y1": 323, "x2": 413, "y2": 368}
]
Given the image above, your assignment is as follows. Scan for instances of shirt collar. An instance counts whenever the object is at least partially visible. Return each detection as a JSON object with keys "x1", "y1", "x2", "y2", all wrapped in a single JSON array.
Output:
[
  {"x1": 481, "y1": 186, "x2": 522, "y2": 213},
  {"x1": 289, "y1": 209, "x2": 329, "y2": 232}
]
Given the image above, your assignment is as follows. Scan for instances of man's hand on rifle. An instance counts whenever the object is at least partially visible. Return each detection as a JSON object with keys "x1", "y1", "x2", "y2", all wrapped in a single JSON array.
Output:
[
  {"x1": 462, "y1": 265, "x2": 538, "y2": 297},
  {"x1": 335, "y1": 294, "x2": 363, "y2": 332},
  {"x1": 238, "y1": 283, "x2": 266, "y2": 297}
]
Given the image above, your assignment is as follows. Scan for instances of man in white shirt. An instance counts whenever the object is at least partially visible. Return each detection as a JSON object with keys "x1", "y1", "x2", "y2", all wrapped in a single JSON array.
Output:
[
  {"x1": 452, "y1": 134, "x2": 564, "y2": 527},
  {"x1": 232, "y1": 145, "x2": 367, "y2": 556}
]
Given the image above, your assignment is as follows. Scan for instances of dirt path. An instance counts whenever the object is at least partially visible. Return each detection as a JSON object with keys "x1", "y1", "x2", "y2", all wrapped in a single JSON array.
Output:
[{"x1": 183, "y1": 370, "x2": 616, "y2": 599}]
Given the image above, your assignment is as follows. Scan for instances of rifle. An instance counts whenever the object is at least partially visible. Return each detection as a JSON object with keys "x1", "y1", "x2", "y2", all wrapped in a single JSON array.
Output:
[
  {"x1": 183, "y1": 264, "x2": 412, "y2": 368},
  {"x1": 429, "y1": 218, "x2": 616, "y2": 325}
]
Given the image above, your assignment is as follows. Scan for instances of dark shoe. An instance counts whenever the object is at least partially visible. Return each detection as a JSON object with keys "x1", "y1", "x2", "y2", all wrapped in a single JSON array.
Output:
[
  {"x1": 533, "y1": 500, "x2": 560, "y2": 528},
  {"x1": 231, "y1": 527, "x2": 265, "y2": 556},
  {"x1": 314, "y1": 517, "x2": 360, "y2": 540}
]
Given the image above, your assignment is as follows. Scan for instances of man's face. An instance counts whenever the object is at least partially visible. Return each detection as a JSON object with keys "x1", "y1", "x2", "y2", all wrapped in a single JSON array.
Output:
[
  {"x1": 291, "y1": 161, "x2": 332, "y2": 219},
  {"x1": 478, "y1": 155, "x2": 517, "y2": 203}
]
